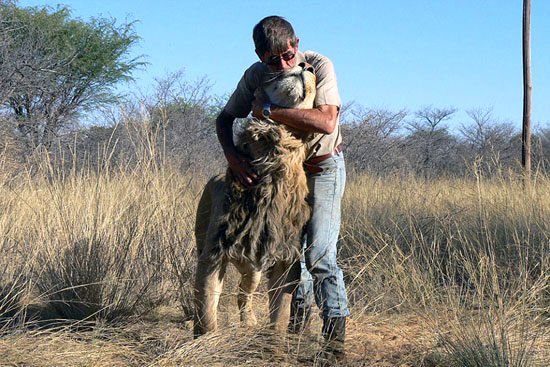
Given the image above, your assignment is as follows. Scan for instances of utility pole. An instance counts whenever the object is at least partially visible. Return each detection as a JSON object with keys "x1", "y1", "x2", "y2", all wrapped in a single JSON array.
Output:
[{"x1": 522, "y1": 0, "x2": 532, "y2": 179}]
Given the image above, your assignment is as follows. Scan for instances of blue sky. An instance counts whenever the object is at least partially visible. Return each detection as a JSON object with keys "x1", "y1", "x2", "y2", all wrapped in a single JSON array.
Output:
[{"x1": 18, "y1": 0, "x2": 550, "y2": 129}]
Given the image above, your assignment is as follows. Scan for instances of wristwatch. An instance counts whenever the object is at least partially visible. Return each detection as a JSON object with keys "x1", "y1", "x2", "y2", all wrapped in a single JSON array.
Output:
[{"x1": 262, "y1": 102, "x2": 271, "y2": 118}]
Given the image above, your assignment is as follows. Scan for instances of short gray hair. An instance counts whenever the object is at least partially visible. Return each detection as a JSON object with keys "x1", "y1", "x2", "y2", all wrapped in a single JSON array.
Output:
[{"x1": 253, "y1": 16, "x2": 297, "y2": 55}]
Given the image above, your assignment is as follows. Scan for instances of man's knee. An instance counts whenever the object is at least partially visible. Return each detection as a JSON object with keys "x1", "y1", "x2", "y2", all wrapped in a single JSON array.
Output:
[{"x1": 304, "y1": 247, "x2": 335, "y2": 275}]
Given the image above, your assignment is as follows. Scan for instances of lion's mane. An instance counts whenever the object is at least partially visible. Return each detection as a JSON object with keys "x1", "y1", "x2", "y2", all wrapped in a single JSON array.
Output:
[{"x1": 216, "y1": 66, "x2": 315, "y2": 270}]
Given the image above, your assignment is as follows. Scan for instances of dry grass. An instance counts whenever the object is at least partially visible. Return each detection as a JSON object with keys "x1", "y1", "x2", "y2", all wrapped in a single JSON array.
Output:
[
  {"x1": 1, "y1": 139, "x2": 549, "y2": 366},
  {"x1": 340, "y1": 173, "x2": 550, "y2": 366}
]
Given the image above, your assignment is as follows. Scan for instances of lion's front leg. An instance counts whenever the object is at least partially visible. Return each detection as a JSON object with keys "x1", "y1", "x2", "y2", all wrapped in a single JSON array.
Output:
[
  {"x1": 193, "y1": 256, "x2": 227, "y2": 337},
  {"x1": 234, "y1": 261, "x2": 262, "y2": 327},
  {"x1": 266, "y1": 260, "x2": 301, "y2": 333}
]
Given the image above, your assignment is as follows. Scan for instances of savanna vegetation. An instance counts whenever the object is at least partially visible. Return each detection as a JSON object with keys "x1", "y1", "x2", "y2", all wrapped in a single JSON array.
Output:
[{"x1": 0, "y1": 2, "x2": 549, "y2": 366}]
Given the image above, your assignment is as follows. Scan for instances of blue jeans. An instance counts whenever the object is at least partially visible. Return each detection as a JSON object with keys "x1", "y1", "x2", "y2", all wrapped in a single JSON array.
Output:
[{"x1": 294, "y1": 152, "x2": 350, "y2": 318}]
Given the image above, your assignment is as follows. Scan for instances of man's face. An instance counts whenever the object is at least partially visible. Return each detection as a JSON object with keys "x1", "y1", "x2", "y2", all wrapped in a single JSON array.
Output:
[{"x1": 259, "y1": 38, "x2": 299, "y2": 71}]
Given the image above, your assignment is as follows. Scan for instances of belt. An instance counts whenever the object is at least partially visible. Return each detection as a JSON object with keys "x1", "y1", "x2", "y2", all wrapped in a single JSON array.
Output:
[{"x1": 303, "y1": 144, "x2": 343, "y2": 173}]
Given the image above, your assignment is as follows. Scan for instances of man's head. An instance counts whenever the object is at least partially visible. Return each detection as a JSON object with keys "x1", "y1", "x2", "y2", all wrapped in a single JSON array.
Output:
[{"x1": 253, "y1": 16, "x2": 299, "y2": 71}]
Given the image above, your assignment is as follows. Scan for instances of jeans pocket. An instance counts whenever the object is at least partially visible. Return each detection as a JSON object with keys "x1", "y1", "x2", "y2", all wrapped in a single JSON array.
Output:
[{"x1": 308, "y1": 157, "x2": 337, "y2": 177}]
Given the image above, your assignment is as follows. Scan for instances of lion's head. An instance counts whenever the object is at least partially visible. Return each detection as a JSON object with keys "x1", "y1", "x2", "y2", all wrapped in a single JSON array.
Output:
[{"x1": 261, "y1": 62, "x2": 316, "y2": 109}]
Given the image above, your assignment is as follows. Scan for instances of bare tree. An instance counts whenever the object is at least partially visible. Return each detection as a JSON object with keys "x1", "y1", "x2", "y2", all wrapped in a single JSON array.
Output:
[
  {"x1": 409, "y1": 106, "x2": 457, "y2": 132},
  {"x1": 405, "y1": 106, "x2": 457, "y2": 177},
  {"x1": 342, "y1": 107, "x2": 407, "y2": 173},
  {"x1": 459, "y1": 107, "x2": 517, "y2": 174},
  {"x1": 143, "y1": 71, "x2": 223, "y2": 171}
]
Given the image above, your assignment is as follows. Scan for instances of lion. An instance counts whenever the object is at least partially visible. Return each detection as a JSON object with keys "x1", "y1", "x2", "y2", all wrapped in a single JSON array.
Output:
[{"x1": 193, "y1": 62, "x2": 316, "y2": 336}]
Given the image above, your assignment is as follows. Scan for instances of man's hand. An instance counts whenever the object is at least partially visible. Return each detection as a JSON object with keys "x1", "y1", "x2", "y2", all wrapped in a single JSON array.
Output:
[
  {"x1": 216, "y1": 110, "x2": 260, "y2": 187},
  {"x1": 227, "y1": 151, "x2": 259, "y2": 187}
]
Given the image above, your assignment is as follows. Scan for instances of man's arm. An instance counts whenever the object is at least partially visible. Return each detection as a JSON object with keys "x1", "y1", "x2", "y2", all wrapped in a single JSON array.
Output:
[
  {"x1": 251, "y1": 100, "x2": 338, "y2": 134},
  {"x1": 216, "y1": 110, "x2": 259, "y2": 187}
]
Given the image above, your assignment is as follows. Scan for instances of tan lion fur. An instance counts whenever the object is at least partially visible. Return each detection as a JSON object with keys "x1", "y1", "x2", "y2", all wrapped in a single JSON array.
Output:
[{"x1": 194, "y1": 62, "x2": 316, "y2": 336}]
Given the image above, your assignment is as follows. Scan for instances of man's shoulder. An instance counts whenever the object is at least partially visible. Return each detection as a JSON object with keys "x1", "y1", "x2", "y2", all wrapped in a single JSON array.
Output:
[
  {"x1": 303, "y1": 51, "x2": 336, "y2": 79},
  {"x1": 245, "y1": 61, "x2": 267, "y2": 73},
  {"x1": 235, "y1": 61, "x2": 269, "y2": 93},
  {"x1": 303, "y1": 50, "x2": 332, "y2": 68},
  {"x1": 243, "y1": 61, "x2": 268, "y2": 79}
]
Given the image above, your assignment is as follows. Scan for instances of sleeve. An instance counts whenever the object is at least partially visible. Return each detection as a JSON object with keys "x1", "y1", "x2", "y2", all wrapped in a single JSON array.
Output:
[
  {"x1": 223, "y1": 64, "x2": 262, "y2": 118},
  {"x1": 314, "y1": 58, "x2": 342, "y2": 109}
]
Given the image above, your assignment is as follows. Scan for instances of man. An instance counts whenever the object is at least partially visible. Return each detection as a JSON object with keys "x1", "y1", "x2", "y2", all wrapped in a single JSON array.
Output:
[{"x1": 216, "y1": 16, "x2": 349, "y2": 363}]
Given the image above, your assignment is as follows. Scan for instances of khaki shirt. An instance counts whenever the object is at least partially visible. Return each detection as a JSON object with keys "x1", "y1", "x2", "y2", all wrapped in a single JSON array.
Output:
[{"x1": 224, "y1": 50, "x2": 342, "y2": 159}]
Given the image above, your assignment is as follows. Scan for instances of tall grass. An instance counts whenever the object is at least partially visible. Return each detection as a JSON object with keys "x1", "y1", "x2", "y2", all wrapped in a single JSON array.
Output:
[
  {"x1": 0, "y1": 124, "x2": 548, "y2": 365},
  {"x1": 0, "y1": 119, "x2": 205, "y2": 325},
  {"x1": 341, "y1": 173, "x2": 550, "y2": 366}
]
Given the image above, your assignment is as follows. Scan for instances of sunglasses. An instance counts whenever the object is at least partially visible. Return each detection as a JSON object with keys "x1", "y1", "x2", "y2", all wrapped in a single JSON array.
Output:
[{"x1": 265, "y1": 51, "x2": 296, "y2": 66}]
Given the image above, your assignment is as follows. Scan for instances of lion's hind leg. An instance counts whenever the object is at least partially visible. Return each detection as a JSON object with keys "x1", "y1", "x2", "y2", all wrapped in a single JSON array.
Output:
[
  {"x1": 266, "y1": 260, "x2": 301, "y2": 333},
  {"x1": 234, "y1": 261, "x2": 262, "y2": 327},
  {"x1": 193, "y1": 256, "x2": 227, "y2": 337},
  {"x1": 193, "y1": 174, "x2": 227, "y2": 337}
]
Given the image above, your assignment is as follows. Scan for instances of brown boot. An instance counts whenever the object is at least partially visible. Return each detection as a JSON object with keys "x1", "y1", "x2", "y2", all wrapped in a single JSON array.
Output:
[
  {"x1": 288, "y1": 300, "x2": 312, "y2": 334},
  {"x1": 317, "y1": 316, "x2": 346, "y2": 366}
]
